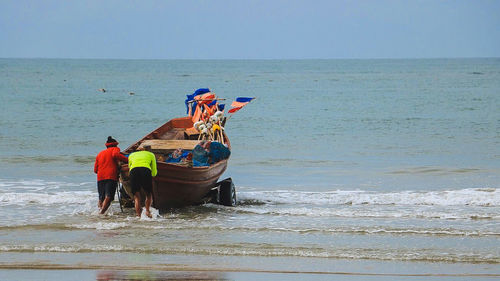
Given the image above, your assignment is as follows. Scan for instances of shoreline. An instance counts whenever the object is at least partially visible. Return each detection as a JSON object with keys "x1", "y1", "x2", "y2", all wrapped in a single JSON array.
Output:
[
  {"x1": 1, "y1": 252, "x2": 498, "y2": 280},
  {"x1": 0, "y1": 264, "x2": 499, "y2": 277}
]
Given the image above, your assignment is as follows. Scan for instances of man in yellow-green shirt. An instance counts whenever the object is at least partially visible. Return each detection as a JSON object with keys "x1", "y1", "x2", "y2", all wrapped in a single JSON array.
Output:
[{"x1": 128, "y1": 145, "x2": 157, "y2": 218}]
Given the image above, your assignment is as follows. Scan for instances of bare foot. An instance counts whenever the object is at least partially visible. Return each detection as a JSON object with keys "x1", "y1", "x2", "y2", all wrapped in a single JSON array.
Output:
[{"x1": 145, "y1": 210, "x2": 152, "y2": 218}]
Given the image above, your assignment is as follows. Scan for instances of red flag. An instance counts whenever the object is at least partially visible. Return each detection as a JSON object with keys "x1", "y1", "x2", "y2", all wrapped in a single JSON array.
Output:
[
  {"x1": 230, "y1": 101, "x2": 248, "y2": 107},
  {"x1": 228, "y1": 97, "x2": 254, "y2": 114},
  {"x1": 194, "y1": 93, "x2": 216, "y2": 105},
  {"x1": 228, "y1": 107, "x2": 243, "y2": 113}
]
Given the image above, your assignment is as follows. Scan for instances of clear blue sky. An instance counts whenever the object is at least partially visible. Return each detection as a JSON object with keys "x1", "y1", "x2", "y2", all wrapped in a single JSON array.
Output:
[{"x1": 1, "y1": 0, "x2": 499, "y2": 59}]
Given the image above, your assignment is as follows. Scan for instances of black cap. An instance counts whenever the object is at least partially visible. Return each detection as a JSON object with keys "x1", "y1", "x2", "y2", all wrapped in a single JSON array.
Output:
[{"x1": 107, "y1": 136, "x2": 117, "y2": 143}]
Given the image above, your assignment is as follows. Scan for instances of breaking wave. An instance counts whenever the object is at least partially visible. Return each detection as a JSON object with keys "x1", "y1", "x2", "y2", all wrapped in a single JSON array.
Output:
[
  {"x1": 1, "y1": 178, "x2": 497, "y2": 207},
  {"x1": 237, "y1": 188, "x2": 500, "y2": 207}
]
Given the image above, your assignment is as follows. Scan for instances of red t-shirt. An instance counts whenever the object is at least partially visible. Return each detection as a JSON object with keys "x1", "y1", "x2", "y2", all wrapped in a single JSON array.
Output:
[{"x1": 94, "y1": 145, "x2": 128, "y2": 181}]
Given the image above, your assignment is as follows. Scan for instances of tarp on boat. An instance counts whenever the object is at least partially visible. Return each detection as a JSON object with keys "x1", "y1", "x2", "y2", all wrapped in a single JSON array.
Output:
[{"x1": 185, "y1": 88, "x2": 210, "y2": 115}]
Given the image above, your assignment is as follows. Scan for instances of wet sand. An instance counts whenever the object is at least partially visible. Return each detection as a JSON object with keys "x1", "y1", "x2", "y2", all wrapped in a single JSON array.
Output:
[
  {"x1": 0, "y1": 252, "x2": 498, "y2": 281},
  {"x1": 2, "y1": 269, "x2": 499, "y2": 281}
]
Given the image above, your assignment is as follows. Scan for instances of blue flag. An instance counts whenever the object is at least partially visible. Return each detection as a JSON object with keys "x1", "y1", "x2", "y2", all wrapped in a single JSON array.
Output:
[{"x1": 236, "y1": 97, "x2": 254, "y2": 103}]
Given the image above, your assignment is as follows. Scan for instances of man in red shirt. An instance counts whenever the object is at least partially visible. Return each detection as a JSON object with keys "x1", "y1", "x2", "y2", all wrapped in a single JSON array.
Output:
[{"x1": 94, "y1": 136, "x2": 128, "y2": 214}]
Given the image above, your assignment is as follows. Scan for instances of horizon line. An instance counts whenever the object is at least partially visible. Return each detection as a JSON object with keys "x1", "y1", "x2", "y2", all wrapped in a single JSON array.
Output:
[{"x1": 1, "y1": 56, "x2": 499, "y2": 61}]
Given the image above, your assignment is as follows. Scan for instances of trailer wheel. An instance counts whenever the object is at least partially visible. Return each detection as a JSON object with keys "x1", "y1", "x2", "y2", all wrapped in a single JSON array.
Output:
[
  {"x1": 219, "y1": 178, "x2": 236, "y2": 206},
  {"x1": 208, "y1": 188, "x2": 219, "y2": 204}
]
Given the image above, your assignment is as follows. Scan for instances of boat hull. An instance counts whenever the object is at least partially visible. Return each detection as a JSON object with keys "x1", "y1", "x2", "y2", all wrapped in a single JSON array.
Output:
[{"x1": 119, "y1": 116, "x2": 229, "y2": 209}]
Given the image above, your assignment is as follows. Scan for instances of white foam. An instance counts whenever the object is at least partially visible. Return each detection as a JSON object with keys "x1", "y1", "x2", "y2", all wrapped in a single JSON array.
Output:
[
  {"x1": 238, "y1": 188, "x2": 500, "y2": 206},
  {"x1": 0, "y1": 191, "x2": 94, "y2": 206},
  {"x1": 235, "y1": 205, "x2": 500, "y2": 220},
  {"x1": 139, "y1": 207, "x2": 160, "y2": 220},
  {"x1": 68, "y1": 222, "x2": 129, "y2": 230},
  {"x1": 0, "y1": 243, "x2": 496, "y2": 263},
  {"x1": 0, "y1": 178, "x2": 87, "y2": 191},
  {"x1": 0, "y1": 244, "x2": 126, "y2": 253}
]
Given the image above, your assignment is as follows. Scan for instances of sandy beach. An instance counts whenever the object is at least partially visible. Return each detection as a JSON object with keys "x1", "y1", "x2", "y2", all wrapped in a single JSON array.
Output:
[{"x1": 1, "y1": 252, "x2": 499, "y2": 280}]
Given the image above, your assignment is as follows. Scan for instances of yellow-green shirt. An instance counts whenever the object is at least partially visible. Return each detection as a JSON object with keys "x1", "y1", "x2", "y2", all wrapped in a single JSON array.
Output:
[{"x1": 128, "y1": 151, "x2": 157, "y2": 177}]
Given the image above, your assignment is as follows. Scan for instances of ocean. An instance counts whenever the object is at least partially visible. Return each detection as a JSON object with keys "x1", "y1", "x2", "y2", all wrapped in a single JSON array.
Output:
[{"x1": 0, "y1": 58, "x2": 499, "y2": 280}]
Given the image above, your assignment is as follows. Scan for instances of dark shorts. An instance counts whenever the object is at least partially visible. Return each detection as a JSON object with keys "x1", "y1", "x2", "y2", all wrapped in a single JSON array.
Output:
[
  {"x1": 130, "y1": 167, "x2": 153, "y2": 195},
  {"x1": 97, "y1": 179, "x2": 117, "y2": 202}
]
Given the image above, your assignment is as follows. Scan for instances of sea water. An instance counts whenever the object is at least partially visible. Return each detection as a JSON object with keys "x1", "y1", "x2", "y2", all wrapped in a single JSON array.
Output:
[{"x1": 0, "y1": 58, "x2": 499, "y2": 276}]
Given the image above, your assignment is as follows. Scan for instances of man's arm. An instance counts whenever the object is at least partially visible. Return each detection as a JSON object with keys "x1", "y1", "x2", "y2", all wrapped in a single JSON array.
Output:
[
  {"x1": 150, "y1": 153, "x2": 157, "y2": 177},
  {"x1": 94, "y1": 157, "x2": 98, "y2": 174},
  {"x1": 112, "y1": 148, "x2": 129, "y2": 163}
]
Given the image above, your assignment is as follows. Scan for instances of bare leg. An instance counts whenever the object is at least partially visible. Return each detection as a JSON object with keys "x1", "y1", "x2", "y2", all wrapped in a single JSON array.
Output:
[
  {"x1": 99, "y1": 196, "x2": 112, "y2": 214},
  {"x1": 145, "y1": 193, "x2": 153, "y2": 218},
  {"x1": 98, "y1": 200, "x2": 102, "y2": 209},
  {"x1": 134, "y1": 192, "x2": 142, "y2": 217}
]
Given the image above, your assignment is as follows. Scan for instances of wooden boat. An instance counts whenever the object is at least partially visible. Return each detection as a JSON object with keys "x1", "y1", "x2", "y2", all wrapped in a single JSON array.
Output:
[{"x1": 118, "y1": 116, "x2": 234, "y2": 210}]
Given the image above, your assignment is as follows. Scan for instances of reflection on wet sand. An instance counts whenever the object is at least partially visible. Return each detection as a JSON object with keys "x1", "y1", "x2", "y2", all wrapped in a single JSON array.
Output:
[{"x1": 97, "y1": 270, "x2": 226, "y2": 281}]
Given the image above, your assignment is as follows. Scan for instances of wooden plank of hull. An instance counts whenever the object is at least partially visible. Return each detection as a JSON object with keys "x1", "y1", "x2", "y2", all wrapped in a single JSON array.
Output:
[{"x1": 138, "y1": 139, "x2": 200, "y2": 151}]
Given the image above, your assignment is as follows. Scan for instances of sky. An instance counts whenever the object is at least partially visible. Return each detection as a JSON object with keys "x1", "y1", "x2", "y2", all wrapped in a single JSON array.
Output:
[{"x1": 0, "y1": 0, "x2": 499, "y2": 59}]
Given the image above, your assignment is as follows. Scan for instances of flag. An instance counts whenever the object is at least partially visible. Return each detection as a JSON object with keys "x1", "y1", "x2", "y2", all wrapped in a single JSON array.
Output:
[
  {"x1": 236, "y1": 97, "x2": 254, "y2": 103},
  {"x1": 228, "y1": 97, "x2": 255, "y2": 114},
  {"x1": 228, "y1": 107, "x2": 243, "y2": 113},
  {"x1": 230, "y1": 101, "x2": 248, "y2": 107},
  {"x1": 194, "y1": 93, "x2": 215, "y2": 105},
  {"x1": 185, "y1": 88, "x2": 210, "y2": 115}
]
